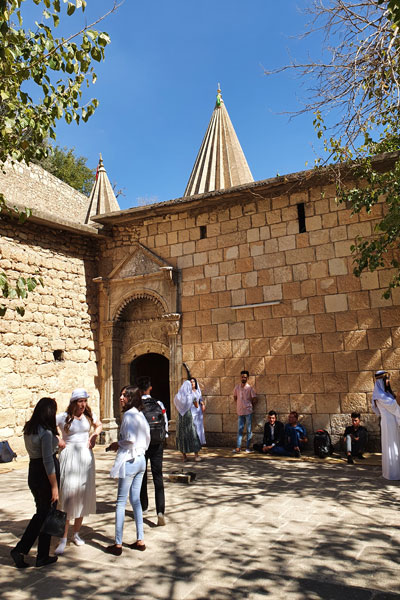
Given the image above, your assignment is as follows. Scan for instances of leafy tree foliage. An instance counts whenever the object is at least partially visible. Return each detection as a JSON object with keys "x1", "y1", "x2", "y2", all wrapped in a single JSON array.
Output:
[
  {"x1": 0, "y1": 0, "x2": 117, "y2": 315},
  {"x1": 267, "y1": 0, "x2": 400, "y2": 297},
  {"x1": 37, "y1": 145, "x2": 95, "y2": 195}
]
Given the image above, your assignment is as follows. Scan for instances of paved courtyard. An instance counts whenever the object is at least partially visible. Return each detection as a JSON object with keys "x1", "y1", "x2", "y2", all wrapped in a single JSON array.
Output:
[{"x1": 1, "y1": 449, "x2": 400, "y2": 600}]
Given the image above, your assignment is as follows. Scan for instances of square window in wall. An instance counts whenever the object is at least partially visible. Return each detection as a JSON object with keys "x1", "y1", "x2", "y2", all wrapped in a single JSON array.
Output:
[{"x1": 53, "y1": 350, "x2": 64, "y2": 362}]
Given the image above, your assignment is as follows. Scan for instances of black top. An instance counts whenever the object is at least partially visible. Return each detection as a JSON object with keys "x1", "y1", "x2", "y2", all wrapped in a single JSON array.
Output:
[
  {"x1": 263, "y1": 420, "x2": 285, "y2": 447},
  {"x1": 343, "y1": 425, "x2": 368, "y2": 439}
]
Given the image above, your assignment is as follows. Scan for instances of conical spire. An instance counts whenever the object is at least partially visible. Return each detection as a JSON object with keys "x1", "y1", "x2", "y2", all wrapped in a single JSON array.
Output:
[
  {"x1": 84, "y1": 154, "x2": 120, "y2": 223},
  {"x1": 184, "y1": 86, "x2": 253, "y2": 197}
]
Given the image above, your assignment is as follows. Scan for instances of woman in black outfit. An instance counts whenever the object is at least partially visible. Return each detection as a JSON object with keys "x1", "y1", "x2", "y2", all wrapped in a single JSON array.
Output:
[{"x1": 10, "y1": 397, "x2": 60, "y2": 568}]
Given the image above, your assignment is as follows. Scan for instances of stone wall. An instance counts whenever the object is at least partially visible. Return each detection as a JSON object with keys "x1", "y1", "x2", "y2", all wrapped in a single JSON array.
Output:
[
  {"x1": 104, "y1": 178, "x2": 400, "y2": 450},
  {"x1": 0, "y1": 217, "x2": 100, "y2": 457},
  {"x1": 0, "y1": 160, "x2": 90, "y2": 224}
]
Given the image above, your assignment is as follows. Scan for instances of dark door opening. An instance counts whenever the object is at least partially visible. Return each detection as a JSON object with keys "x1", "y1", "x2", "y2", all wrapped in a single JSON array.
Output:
[{"x1": 130, "y1": 353, "x2": 170, "y2": 418}]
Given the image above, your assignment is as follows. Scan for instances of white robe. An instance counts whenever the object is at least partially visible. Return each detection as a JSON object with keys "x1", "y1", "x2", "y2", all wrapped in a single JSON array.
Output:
[
  {"x1": 190, "y1": 386, "x2": 206, "y2": 446},
  {"x1": 372, "y1": 379, "x2": 400, "y2": 480}
]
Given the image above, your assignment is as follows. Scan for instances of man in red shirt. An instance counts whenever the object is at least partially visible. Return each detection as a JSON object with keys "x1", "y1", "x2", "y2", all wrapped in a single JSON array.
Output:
[{"x1": 232, "y1": 370, "x2": 257, "y2": 453}]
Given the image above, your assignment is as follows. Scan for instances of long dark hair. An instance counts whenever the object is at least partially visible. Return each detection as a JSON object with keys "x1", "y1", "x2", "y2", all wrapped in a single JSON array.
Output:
[
  {"x1": 190, "y1": 377, "x2": 198, "y2": 390},
  {"x1": 23, "y1": 397, "x2": 57, "y2": 436},
  {"x1": 121, "y1": 385, "x2": 144, "y2": 412},
  {"x1": 64, "y1": 397, "x2": 93, "y2": 432}
]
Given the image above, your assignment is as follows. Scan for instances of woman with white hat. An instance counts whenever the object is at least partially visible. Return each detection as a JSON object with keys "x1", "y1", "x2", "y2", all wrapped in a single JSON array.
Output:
[
  {"x1": 55, "y1": 389, "x2": 102, "y2": 554},
  {"x1": 372, "y1": 371, "x2": 400, "y2": 480}
]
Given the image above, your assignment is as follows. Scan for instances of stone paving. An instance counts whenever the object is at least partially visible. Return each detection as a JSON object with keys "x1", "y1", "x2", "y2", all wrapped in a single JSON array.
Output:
[{"x1": 1, "y1": 449, "x2": 400, "y2": 600}]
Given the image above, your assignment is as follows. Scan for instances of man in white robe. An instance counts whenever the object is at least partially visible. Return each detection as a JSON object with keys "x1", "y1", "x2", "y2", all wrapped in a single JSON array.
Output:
[{"x1": 372, "y1": 370, "x2": 400, "y2": 480}]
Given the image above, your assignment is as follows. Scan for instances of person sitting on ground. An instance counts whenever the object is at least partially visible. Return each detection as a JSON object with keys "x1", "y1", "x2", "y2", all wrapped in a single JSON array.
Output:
[
  {"x1": 343, "y1": 412, "x2": 368, "y2": 464},
  {"x1": 253, "y1": 410, "x2": 285, "y2": 454},
  {"x1": 284, "y1": 411, "x2": 308, "y2": 458}
]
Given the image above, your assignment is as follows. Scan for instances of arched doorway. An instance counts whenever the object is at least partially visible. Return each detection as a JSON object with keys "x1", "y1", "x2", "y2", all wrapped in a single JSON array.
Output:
[{"x1": 130, "y1": 353, "x2": 170, "y2": 418}]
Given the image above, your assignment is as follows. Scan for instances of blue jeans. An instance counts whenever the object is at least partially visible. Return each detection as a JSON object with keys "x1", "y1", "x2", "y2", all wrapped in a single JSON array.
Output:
[
  {"x1": 115, "y1": 455, "x2": 146, "y2": 545},
  {"x1": 237, "y1": 414, "x2": 252, "y2": 449}
]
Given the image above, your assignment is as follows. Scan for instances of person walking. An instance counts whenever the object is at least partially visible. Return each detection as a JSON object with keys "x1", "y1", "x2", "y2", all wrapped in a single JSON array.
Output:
[
  {"x1": 372, "y1": 370, "x2": 400, "y2": 480},
  {"x1": 106, "y1": 386, "x2": 150, "y2": 555},
  {"x1": 190, "y1": 378, "x2": 206, "y2": 446},
  {"x1": 232, "y1": 370, "x2": 257, "y2": 453},
  {"x1": 10, "y1": 397, "x2": 60, "y2": 568},
  {"x1": 137, "y1": 376, "x2": 168, "y2": 527}
]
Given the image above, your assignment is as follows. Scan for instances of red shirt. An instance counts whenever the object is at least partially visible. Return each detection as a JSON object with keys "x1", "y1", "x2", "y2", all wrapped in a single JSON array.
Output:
[{"x1": 233, "y1": 383, "x2": 257, "y2": 416}]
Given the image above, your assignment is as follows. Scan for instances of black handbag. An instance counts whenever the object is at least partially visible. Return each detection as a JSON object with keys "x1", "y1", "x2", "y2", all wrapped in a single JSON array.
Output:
[{"x1": 40, "y1": 503, "x2": 67, "y2": 537}]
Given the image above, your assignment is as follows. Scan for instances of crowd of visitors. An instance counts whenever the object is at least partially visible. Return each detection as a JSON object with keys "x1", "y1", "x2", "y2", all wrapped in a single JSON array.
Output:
[{"x1": 9, "y1": 368, "x2": 400, "y2": 568}]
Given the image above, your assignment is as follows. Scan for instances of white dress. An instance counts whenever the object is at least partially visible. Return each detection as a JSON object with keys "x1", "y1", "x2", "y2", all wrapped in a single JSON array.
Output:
[
  {"x1": 57, "y1": 412, "x2": 97, "y2": 518},
  {"x1": 372, "y1": 380, "x2": 400, "y2": 480},
  {"x1": 190, "y1": 388, "x2": 206, "y2": 446}
]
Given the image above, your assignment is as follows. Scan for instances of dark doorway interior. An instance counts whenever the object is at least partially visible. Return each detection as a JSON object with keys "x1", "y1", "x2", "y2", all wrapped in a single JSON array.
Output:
[{"x1": 130, "y1": 353, "x2": 170, "y2": 418}]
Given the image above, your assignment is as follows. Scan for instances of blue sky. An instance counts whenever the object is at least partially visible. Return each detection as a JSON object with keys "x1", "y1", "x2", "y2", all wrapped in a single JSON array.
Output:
[{"x1": 26, "y1": 1, "x2": 325, "y2": 209}]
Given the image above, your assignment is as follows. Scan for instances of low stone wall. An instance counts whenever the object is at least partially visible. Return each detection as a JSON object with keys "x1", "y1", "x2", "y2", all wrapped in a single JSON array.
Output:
[{"x1": 0, "y1": 160, "x2": 89, "y2": 225}]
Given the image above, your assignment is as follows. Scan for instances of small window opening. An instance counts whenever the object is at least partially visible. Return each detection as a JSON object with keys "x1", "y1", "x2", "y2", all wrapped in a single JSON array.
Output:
[
  {"x1": 53, "y1": 350, "x2": 64, "y2": 362},
  {"x1": 297, "y1": 203, "x2": 306, "y2": 233},
  {"x1": 200, "y1": 225, "x2": 207, "y2": 239}
]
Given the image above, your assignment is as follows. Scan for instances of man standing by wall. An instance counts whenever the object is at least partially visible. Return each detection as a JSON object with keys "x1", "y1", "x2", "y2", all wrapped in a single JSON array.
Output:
[{"x1": 232, "y1": 370, "x2": 257, "y2": 453}]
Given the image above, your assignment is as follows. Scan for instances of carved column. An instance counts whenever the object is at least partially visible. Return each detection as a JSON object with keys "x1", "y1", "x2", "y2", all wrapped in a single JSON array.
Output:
[
  {"x1": 163, "y1": 313, "x2": 181, "y2": 421},
  {"x1": 101, "y1": 322, "x2": 123, "y2": 443}
]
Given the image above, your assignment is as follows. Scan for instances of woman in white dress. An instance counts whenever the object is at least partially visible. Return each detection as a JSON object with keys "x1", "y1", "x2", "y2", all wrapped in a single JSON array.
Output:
[
  {"x1": 372, "y1": 370, "x2": 400, "y2": 480},
  {"x1": 190, "y1": 378, "x2": 206, "y2": 446},
  {"x1": 55, "y1": 389, "x2": 102, "y2": 554}
]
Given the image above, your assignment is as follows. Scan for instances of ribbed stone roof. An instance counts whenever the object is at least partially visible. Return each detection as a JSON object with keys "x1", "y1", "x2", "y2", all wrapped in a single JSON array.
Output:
[
  {"x1": 184, "y1": 87, "x2": 253, "y2": 197},
  {"x1": 85, "y1": 155, "x2": 120, "y2": 223}
]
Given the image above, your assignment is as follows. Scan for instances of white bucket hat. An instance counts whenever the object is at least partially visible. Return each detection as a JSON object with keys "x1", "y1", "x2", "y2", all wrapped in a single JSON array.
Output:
[{"x1": 70, "y1": 388, "x2": 89, "y2": 402}]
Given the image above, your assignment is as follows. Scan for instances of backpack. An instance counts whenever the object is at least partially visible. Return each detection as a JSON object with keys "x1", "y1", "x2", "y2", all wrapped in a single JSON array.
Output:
[
  {"x1": 0, "y1": 440, "x2": 17, "y2": 463},
  {"x1": 142, "y1": 398, "x2": 166, "y2": 445},
  {"x1": 313, "y1": 429, "x2": 334, "y2": 458}
]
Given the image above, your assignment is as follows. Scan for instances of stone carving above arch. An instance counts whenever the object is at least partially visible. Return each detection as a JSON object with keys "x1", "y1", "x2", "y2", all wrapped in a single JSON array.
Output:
[
  {"x1": 113, "y1": 290, "x2": 168, "y2": 322},
  {"x1": 108, "y1": 242, "x2": 175, "y2": 281},
  {"x1": 120, "y1": 340, "x2": 170, "y2": 365}
]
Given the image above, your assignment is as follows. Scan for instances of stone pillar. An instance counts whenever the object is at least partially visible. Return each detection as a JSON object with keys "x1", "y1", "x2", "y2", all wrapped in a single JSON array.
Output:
[
  {"x1": 101, "y1": 322, "x2": 122, "y2": 443},
  {"x1": 163, "y1": 313, "x2": 181, "y2": 421}
]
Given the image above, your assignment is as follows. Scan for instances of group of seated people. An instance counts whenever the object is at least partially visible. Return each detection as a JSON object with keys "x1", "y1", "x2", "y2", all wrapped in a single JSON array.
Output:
[{"x1": 253, "y1": 410, "x2": 367, "y2": 461}]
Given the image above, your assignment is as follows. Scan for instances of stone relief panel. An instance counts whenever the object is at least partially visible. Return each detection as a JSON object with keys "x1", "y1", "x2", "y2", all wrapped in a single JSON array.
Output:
[{"x1": 118, "y1": 249, "x2": 161, "y2": 279}]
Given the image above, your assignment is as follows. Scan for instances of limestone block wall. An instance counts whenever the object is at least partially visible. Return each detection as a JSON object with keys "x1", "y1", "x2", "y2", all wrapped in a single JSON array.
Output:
[
  {"x1": 0, "y1": 160, "x2": 89, "y2": 224},
  {"x1": 120, "y1": 181, "x2": 400, "y2": 450},
  {"x1": 0, "y1": 218, "x2": 100, "y2": 457}
]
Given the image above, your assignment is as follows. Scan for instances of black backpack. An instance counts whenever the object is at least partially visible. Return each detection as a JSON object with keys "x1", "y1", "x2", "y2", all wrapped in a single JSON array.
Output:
[
  {"x1": 313, "y1": 429, "x2": 334, "y2": 458},
  {"x1": 0, "y1": 440, "x2": 17, "y2": 463},
  {"x1": 142, "y1": 398, "x2": 166, "y2": 445}
]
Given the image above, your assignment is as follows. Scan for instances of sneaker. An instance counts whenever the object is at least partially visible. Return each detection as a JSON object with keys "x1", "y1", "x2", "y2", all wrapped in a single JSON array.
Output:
[
  {"x1": 294, "y1": 450, "x2": 301, "y2": 458},
  {"x1": 10, "y1": 548, "x2": 29, "y2": 569},
  {"x1": 232, "y1": 448, "x2": 240, "y2": 453},
  {"x1": 73, "y1": 533, "x2": 85, "y2": 546},
  {"x1": 347, "y1": 455, "x2": 354, "y2": 465},
  {"x1": 157, "y1": 513, "x2": 166, "y2": 526},
  {"x1": 36, "y1": 556, "x2": 58, "y2": 568},
  {"x1": 55, "y1": 537, "x2": 67, "y2": 555}
]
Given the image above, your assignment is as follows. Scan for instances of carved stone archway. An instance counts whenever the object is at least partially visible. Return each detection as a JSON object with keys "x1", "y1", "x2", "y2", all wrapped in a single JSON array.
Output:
[{"x1": 96, "y1": 243, "x2": 181, "y2": 441}]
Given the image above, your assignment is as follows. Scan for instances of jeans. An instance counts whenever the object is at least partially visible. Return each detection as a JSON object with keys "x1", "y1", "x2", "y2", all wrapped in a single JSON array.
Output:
[
  {"x1": 140, "y1": 442, "x2": 165, "y2": 515},
  {"x1": 16, "y1": 455, "x2": 60, "y2": 560},
  {"x1": 237, "y1": 414, "x2": 252, "y2": 449},
  {"x1": 115, "y1": 455, "x2": 146, "y2": 544},
  {"x1": 346, "y1": 431, "x2": 368, "y2": 456},
  {"x1": 285, "y1": 425, "x2": 306, "y2": 453}
]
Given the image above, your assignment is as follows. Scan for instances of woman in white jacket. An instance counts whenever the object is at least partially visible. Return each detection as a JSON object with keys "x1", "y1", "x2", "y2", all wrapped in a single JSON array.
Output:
[
  {"x1": 372, "y1": 370, "x2": 400, "y2": 480},
  {"x1": 106, "y1": 386, "x2": 150, "y2": 555}
]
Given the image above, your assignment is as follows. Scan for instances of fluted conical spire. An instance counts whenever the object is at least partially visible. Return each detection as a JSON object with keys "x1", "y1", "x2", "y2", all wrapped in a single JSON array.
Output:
[
  {"x1": 184, "y1": 86, "x2": 253, "y2": 197},
  {"x1": 85, "y1": 154, "x2": 120, "y2": 223}
]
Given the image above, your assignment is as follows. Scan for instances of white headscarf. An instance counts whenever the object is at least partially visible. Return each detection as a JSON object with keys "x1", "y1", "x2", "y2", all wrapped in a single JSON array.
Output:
[
  {"x1": 372, "y1": 377, "x2": 395, "y2": 416},
  {"x1": 174, "y1": 380, "x2": 193, "y2": 416}
]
